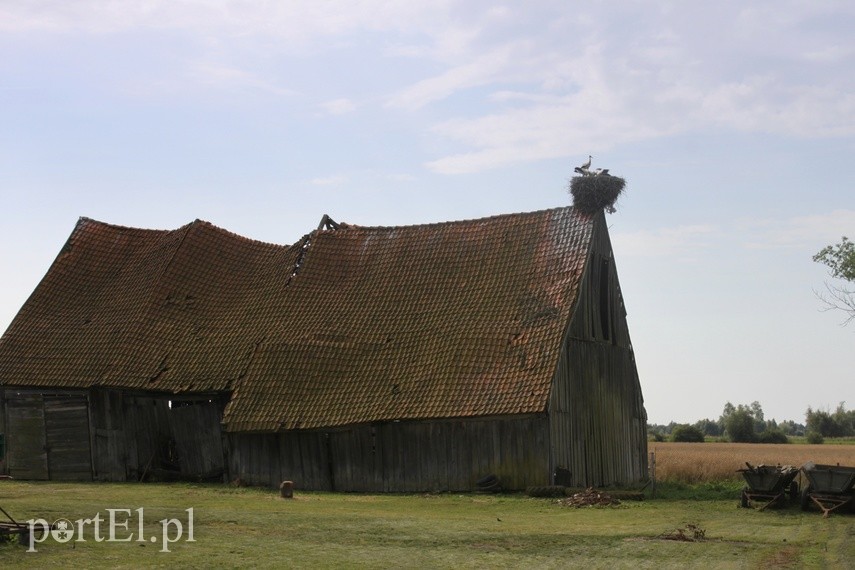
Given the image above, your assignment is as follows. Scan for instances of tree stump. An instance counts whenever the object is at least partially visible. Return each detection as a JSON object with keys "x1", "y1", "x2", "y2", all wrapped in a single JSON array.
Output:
[{"x1": 279, "y1": 480, "x2": 294, "y2": 499}]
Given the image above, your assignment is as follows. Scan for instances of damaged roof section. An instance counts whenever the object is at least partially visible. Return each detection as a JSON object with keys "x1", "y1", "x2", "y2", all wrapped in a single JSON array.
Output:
[
  {"x1": 0, "y1": 207, "x2": 596, "y2": 432},
  {"x1": 0, "y1": 218, "x2": 298, "y2": 393}
]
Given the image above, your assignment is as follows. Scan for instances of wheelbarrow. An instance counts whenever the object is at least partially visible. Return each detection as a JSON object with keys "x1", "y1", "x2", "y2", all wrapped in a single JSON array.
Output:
[
  {"x1": 800, "y1": 462, "x2": 855, "y2": 517},
  {"x1": 737, "y1": 463, "x2": 799, "y2": 510}
]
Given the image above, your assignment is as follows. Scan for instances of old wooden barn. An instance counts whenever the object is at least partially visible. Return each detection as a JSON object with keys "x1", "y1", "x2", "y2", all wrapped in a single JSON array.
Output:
[{"x1": 0, "y1": 206, "x2": 647, "y2": 491}]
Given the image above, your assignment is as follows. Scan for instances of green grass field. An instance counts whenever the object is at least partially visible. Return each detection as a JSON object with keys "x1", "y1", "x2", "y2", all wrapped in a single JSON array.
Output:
[{"x1": 1, "y1": 480, "x2": 852, "y2": 568}]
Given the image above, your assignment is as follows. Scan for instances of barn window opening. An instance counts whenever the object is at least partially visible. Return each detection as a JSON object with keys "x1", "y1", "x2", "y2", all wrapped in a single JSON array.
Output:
[
  {"x1": 170, "y1": 398, "x2": 215, "y2": 409},
  {"x1": 599, "y1": 257, "x2": 611, "y2": 341}
]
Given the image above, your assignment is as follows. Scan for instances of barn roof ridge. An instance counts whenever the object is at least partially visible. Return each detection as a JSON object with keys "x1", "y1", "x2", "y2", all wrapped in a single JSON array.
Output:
[
  {"x1": 320, "y1": 204, "x2": 584, "y2": 233},
  {"x1": 74, "y1": 204, "x2": 586, "y2": 246},
  {"x1": 74, "y1": 216, "x2": 294, "y2": 250}
]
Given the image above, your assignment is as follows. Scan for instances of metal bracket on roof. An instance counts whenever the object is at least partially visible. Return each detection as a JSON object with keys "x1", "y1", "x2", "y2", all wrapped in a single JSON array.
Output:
[{"x1": 317, "y1": 214, "x2": 340, "y2": 231}]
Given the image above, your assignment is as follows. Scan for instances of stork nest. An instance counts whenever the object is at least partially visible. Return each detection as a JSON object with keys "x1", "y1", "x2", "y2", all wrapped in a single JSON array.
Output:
[{"x1": 569, "y1": 175, "x2": 626, "y2": 215}]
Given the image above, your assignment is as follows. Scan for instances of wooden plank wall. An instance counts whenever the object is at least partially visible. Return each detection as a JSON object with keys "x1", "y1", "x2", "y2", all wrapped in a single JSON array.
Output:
[
  {"x1": 4, "y1": 389, "x2": 225, "y2": 482},
  {"x1": 549, "y1": 341, "x2": 646, "y2": 487},
  {"x1": 90, "y1": 389, "x2": 129, "y2": 481},
  {"x1": 228, "y1": 415, "x2": 550, "y2": 492},
  {"x1": 0, "y1": 390, "x2": 4, "y2": 474},
  {"x1": 3, "y1": 391, "x2": 48, "y2": 479},
  {"x1": 44, "y1": 393, "x2": 92, "y2": 481},
  {"x1": 548, "y1": 212, "x2": 647, "y2": 487},
  {"x1": 169, "y1": 401, "x2": 226, "y2": 479},
  {"x1": 120, "y1": 395, "x2": 172, "y2": 480},
  {"x1": 70, "y1": 389, "x2": 227, "y2": 482},
  {"x1": 2, "y1": 390, "x2": 93, "y2": 481}
]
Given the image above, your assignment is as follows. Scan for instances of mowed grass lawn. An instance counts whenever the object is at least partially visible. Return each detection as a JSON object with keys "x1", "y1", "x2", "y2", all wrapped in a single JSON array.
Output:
[{"x1": 1, "y1": 477, "x2": 853, "y2": 569}]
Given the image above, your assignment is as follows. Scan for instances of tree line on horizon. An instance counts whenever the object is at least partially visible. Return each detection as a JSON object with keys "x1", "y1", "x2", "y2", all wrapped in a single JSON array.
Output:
[{"x1": 648, "y1": 401, "x2": 855, "y2": 444}]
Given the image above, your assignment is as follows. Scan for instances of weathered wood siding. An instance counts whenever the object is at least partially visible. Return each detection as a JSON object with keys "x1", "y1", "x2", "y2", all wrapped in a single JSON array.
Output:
[
  {"x1": 3, "y1": 391, "x2": 48, "y2": 479},
  {"x1": 228, "y1": 415, "x2": 550, "y2": 492},
  {"x1": 0, "y1": 390, "x2": 5, "y2": 473},
  {"x1": 548, "y1": 213, "x2": 647, "y2": 487},
  {"x1": 169, "y1": 401, "x2": 227, "y2": 478},
  {"x1": 1, "y1": 390, "x2": 92, "y2": 480},
  {"x1": 3, "y1": 388, "x2": 225, "y2": 482},
  {"x1": 90, "y1": 389, "x2": 128, "y2": 481},
  {"x1": 44, "y1": 393, "x2": 92, "y2": 480},
  {"x1": 91, "y1": 391, "x2": 226, "y2": 482}
]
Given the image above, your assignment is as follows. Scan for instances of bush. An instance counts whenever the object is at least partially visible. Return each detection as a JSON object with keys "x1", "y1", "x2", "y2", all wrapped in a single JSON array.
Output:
[
  {"x1": 757, "y1": 428, "x2": 789, "y2": 444},
  {"x1": 806, "y1": 430, "x2": 825, "y2": 444},
  {"x1": 670, "y1": 425, "x2": 705, "y2": 443}
]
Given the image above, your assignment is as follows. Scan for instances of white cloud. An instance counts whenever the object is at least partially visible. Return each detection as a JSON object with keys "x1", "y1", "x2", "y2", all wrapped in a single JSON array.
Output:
[
  {"x1": 0, "y1": 1, "x2": 449, "y2": 39},
  {"x1": 742, "y1": 210, "x2": 855, "y2": 250},
  {"x1": 386, "y1": 41, "x2": 527, "y2": 110},
  {"x1": 611, "y1": 210, "x2": 855, "y2": 261},
  {"x1": 319, "y1": 98, "x2": 357, "y2": 115},
  {"x1": 188, "y1": 62, "x2": 296, "y2": 96},
  {"x1": 612, "y1": 224, "x2": 719, "y2": 258},
  {"x1": 409, "y1": 3, "x2": 855, "y2": 173},
  {"x1": 310, "y1": 175, "x2": 347, "y2": 186},
  {"x1": 4, "y1": 1, "x2": 855, "y2": 173},
  {"x1": 386, "y1": 173, "x2": 416, "y2": 183}
]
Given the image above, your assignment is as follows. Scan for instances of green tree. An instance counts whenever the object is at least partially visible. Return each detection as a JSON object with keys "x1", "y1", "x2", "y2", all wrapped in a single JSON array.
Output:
[
  {"x1": 806, "y1": 403, "x2": 855, "y2": 438},
  {"x1": 692, "y1": 418, "x2": 722, "y2": 437},
  {"x1": 813, "y1": 236, "x2": 855, "y2": 324},
  {"x1": 832, "y1": 402, "x2": 855, "y2": 435},
  {"x1": 778, "y1": 420, "x2": 805, "y2": 436},
  {"x1": 719, "y1": 401, "x2": 769, "y2": 441},
  {"x1": 724, "y1": 409, "x2": 756, "y2": 442},
  {"x1": 670, "y1": 424, "x2": 705, "y2": 442}
]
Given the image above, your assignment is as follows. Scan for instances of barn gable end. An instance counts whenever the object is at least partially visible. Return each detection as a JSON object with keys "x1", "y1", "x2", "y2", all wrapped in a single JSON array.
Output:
[{"x1": 548, "y1": 211, "x2": 647, "y2": 487}]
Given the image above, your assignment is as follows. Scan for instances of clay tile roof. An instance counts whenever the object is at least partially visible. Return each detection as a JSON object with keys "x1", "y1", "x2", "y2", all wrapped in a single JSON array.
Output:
[
  {"x1": 0, "y1": 206, "x2": 595, "y2": 431},
  {"x1": 0, "y1": 217, "x2": 297, "y2": 393}
]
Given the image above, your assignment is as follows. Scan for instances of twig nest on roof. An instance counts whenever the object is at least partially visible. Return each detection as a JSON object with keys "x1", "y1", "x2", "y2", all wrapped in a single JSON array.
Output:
[{"x1": 569, "y1": 175, "x2": 626, "y2": 215}]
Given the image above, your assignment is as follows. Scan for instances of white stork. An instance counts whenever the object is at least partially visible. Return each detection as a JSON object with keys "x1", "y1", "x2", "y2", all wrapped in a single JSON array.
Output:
[{"x1": 574, "y1": 155, "x2": 593, "y2": 175}]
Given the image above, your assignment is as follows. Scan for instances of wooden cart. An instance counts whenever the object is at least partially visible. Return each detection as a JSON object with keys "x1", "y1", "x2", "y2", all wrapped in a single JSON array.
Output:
[
  {"x1": 738, "y1": 463, "x2": 799, "y2": 511},
  {"x1": 800, "y1": 462, "x2": 855, "y2": 518}
]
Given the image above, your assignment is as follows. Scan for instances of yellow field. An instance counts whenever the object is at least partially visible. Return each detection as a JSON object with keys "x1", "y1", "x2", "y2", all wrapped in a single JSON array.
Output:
[{"x1": 648, "y1": 442, "x2": 855, "y2": 483}]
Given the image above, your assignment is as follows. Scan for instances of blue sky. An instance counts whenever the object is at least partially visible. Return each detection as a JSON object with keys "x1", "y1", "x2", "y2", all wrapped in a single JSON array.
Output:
[{"x1": 1, "y1": 1, "x2": 853, "y2": 425}]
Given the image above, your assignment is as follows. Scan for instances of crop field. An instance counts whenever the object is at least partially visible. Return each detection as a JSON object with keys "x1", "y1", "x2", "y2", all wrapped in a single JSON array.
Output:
[{"x1": 649, "y1": 442, "x2": 855, "y2": 484}]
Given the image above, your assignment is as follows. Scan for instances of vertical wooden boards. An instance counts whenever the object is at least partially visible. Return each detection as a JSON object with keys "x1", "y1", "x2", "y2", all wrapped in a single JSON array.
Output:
[
  {"x1": 549, "y1": 337, "x2": 646, "y2": 487},
  {"x1": 230, "y1": 415, "x2": 550, "y2": 492},
  {"x1": 43, "y1": 393, "x2": 92, "y2": 481},
  {"x1": 4, "y1": 391, "x2": 48, "y2": 480},
  {"x1": 547, "y1": 211, "x2": 648, "y2": 488},
  {"x1": 90, "y1": 389, "x2": 127, "y2": 481},
  {"x1": 169, "y1": 401, "x2": 225, "y2": 478},
  {"x1": 123, "y1": 395, "x2": 172, "y2": 480},
  {"x1": 3, "y1": 390, "x2": 93, "y2": 481}
]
